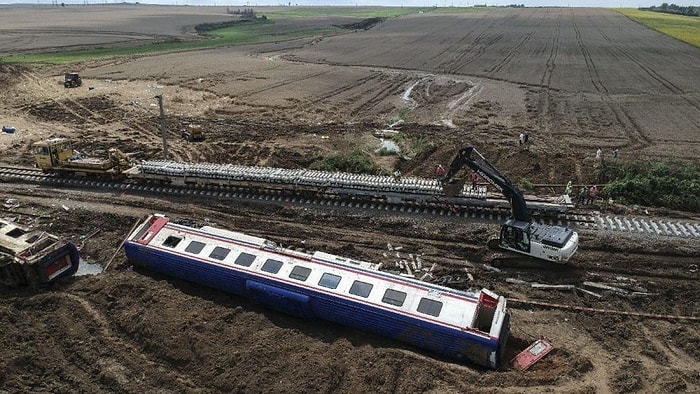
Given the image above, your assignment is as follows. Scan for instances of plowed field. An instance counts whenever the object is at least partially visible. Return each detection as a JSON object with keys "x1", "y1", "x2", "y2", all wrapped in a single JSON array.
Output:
[{"x1": 0, "y1": 5, "x2": 698, "y2": 394}]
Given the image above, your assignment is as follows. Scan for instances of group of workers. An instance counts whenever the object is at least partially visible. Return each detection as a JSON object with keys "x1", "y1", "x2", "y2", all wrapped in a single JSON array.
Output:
[{"x1": 566, "y1": 182, "x2": 599, "y2": 205}]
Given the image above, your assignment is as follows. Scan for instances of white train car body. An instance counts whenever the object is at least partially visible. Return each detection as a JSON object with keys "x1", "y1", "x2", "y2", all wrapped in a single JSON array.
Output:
[{"x1": 123, "y1": 214, "x2": 510, "y2": 369}]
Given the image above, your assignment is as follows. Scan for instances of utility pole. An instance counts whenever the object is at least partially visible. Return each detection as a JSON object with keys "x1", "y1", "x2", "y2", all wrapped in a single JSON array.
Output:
[{"x1": 154, "y1": 95, "x2": 169, "y2": 160}]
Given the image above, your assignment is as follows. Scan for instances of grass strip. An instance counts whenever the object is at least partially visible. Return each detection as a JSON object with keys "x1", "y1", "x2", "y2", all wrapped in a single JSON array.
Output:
[{"x1": 615, "y1": 8, "x2": 700, "y2": 47}]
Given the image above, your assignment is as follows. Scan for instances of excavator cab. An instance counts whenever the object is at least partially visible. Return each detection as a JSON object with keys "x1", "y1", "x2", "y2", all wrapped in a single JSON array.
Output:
[{"x1": 500, "y1": 220, "x2": 531, "y2": 253}]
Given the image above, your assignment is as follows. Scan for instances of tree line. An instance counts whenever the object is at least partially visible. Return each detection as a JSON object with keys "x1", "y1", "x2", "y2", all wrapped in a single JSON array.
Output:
[{"x1": 639, "y1": 3, "x2": 700, "y2": 17}]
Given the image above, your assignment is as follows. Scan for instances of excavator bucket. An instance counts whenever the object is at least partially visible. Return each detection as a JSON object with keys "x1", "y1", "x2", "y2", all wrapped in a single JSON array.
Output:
[{"x1": 442, "y1": 178, "x2": 466, "y2": 198}]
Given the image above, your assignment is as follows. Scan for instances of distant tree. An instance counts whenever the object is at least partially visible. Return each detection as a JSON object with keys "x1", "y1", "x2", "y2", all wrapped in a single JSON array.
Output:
[{"x1": 641, "y1": 3, "x2": 699, "y2": 17}]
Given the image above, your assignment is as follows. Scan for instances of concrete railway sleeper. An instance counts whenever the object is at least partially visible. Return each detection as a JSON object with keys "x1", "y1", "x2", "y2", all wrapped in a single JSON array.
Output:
[{"x1": 1, "y1": 165, "x2": 698, "y2": 241}]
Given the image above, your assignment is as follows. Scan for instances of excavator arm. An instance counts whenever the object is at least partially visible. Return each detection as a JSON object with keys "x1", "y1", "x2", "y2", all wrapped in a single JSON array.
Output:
[{"x1": 442, "y1": 147, "x2": 530, "y2": 222}]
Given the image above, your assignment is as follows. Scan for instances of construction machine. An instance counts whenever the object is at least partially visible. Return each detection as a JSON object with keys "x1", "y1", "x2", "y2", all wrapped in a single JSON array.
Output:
[
  {"x1": 181, "y1": 123, "x2": 205, "y2": 142},
  {"x1": 441, "y1": 147, "x2": 578, "y2": 262},
  {"x1": 32, "y1": 137, "x2": 132, "y2": 177},
  {"x1": 64, "y1": 72, "x2": 82, "y2": 88}
]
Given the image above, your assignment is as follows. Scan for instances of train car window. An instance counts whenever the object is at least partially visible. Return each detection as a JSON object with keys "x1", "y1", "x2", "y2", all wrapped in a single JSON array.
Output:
[
  {"x1": 349, "y1": 280, "x2": 373, "y2": 298},
  {"x1": 209, "y1": 246, "x2": 230, "y2": 261},
  {"x1": 185, "y1": 241, "x2": 206, "y2": 254},
  {"x1": 163, "y1": 236, "x2": 182, "y2": 248},
  {"x1": 261, "y1": 259, "x2": 283, "y2": 274},
  {"x1": 289, "y1": 266, "x2": 312, "y2": 281},
  {"x1": 6, "y1": 228, "x2": 25, "y2": 238},
  {"x1": 318, "y1": 273, "x2": 341, "y2": 289},
  {"x1": 417, "y1": 298, "x2": 443, "y2": 317},
  {"x1": 234, "y1": 252, "x2": 256, "y2": 267},
  {"x1": 382, "y1": 289, "x2": 407, "y2": 307}
]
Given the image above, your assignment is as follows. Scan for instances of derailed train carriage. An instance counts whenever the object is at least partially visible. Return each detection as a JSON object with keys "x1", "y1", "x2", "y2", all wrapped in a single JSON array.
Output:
[
  {"x1": 123, "y1": 214, "x2": 510, "y2": 369},
  {"x1": 0, "y1": 218, "x2": 80, "y2": 287}
]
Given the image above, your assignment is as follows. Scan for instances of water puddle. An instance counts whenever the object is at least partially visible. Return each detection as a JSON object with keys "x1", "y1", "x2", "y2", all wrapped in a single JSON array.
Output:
[
  {"x1": 376, "y1": 139, "x2": 400, "y2": 154},
  {"x1": 75, "y1": 258, "x2": 104, "y2": 276}
]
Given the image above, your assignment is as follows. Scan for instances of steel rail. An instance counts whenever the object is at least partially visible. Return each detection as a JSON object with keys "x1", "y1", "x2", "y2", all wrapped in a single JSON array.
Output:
[{"x1": 1, "y1": 165, "x2": 698, "y2": 239}]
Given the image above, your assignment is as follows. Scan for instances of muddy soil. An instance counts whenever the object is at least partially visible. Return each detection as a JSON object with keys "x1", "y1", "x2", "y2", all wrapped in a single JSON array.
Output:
[{"x1": 0, "y1": 6, "x2": 698, "y2": 394}]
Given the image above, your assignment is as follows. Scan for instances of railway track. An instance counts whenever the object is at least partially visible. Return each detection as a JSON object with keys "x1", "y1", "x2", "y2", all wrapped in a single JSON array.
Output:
[{"x1": 1, "y1": 165, "x2": 699, "y2": 240}]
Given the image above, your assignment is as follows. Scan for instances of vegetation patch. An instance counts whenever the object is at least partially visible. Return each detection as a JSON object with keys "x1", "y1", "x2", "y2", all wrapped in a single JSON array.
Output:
[
  {"x1": 639, "y1": 3, "x2": 699, "y2": 17},
  {"x1": 598, "y1": 160, "x2": 700, "y2": 212},
  {"x1": 194, "y1": 18, "x2": 269, "y2": 34},
  {"x1": 616, "y1": 7, "x2": 700, "y2": 47},
  {"x1": 391, "y1": 133, "x2": 435, "y2": 158},
  {"x1": 310, "y1": 149, "x2": 382, "y2": 175},
  {"x1": 334, "y1": 17, "x2": 385, "y2": 31},
  {"x1": 518, "y1": 177, "x2": 534, "y2": 191}
]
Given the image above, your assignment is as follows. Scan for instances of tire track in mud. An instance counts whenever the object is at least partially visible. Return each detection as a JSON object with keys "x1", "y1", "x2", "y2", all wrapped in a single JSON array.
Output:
[
  {"x1": 486, "y1": 33, "x2": 532, "y2": 76},
  {"x1": 20, "y1": 69, "x2": 188, "y2": 162},
  {"x1": 0, "y1": 29, "x2": 162, "y2": 54},
  {"x1": 232, "y1": 69, "x2": 334, "y2": 99},
  {"x1": 572, "y1": 13, "x2": 607, "y2": 95},
  {"x1": 446, "y1": 31, "x2": 503, "y2": 75},
  {"x1": 597, "y1": 28, "x2": 700, "y2": 129},
  {"x1": 301, "y1": 73, "x2": 380, "y2": 109},
  {"x1": 426, "y1": 24, "x2": 483, "y2": 72},
  {"x1": 571, "y1": 11, "x2": 651, "y2": 148},
  {"x1": 349, "y1": 75, "x2": 412, "y2": 117},
  {"x1": 21, "y1": 70, "x2": 107, "y2": 128},
  {"x1": 639, "y1": 326, "x2": 699, "y2": 373},
  {"x1": 446, "y1": 10, "x2": 528, "y2": 76},
  {"x1": 37, "y1": 291, "x2": 199, "y2": 392},
  {"x1": 535, "y1": 17, "x2": 560, "y2": 134}
]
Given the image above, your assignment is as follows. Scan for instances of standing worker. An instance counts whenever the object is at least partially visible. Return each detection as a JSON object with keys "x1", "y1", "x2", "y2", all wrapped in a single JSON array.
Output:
[
  {"x1": 470, "y1": 170, "x2": 479, "y2": 191},
  {"x1": 587, "y1": 184, "x2": 598, "y2": 205},
  {"x1": 578, "y1": 186, "x2": 588, "y2": 205},
  {"x1": 435, "y1": 164, "x2": 446, "y2": 180},
  {"x1": 565, "y1": 180, "x2": 573, "y2": 198}
]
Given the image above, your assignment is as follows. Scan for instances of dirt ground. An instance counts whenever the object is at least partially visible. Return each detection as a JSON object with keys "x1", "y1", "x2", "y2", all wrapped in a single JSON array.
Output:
[{"x1": 0, "y1": 5, "x2": 698, "y2": 394}]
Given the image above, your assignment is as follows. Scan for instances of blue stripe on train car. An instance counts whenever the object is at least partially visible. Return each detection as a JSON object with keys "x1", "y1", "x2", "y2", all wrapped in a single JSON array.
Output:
[
  {"x1": 246, "y1": 280, "x2": 313, "y2": 318},
  {"x1": 124, "y1": 242, "x2": 499, "y2": 367}
]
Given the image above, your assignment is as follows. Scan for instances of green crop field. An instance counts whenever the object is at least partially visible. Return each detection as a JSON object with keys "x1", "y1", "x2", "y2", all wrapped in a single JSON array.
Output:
[{"x1": 615, "y1": 8, "x2": 700, "y2": 47}]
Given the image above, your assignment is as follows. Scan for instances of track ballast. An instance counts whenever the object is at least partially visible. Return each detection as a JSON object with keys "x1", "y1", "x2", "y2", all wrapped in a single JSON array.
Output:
[{"x1": 1, "y1": 165, "x2": 698, "y2": 240}]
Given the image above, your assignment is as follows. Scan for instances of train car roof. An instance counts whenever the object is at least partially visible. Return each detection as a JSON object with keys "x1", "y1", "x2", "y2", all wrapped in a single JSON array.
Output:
[{"x1": 0, "y1": 219, "x2": 61, "y2": 258}]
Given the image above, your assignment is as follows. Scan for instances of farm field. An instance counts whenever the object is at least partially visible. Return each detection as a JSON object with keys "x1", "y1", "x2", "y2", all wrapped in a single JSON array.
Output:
[{"x1": 0, "y1": 5, "x2": 698, "y2": 394}]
